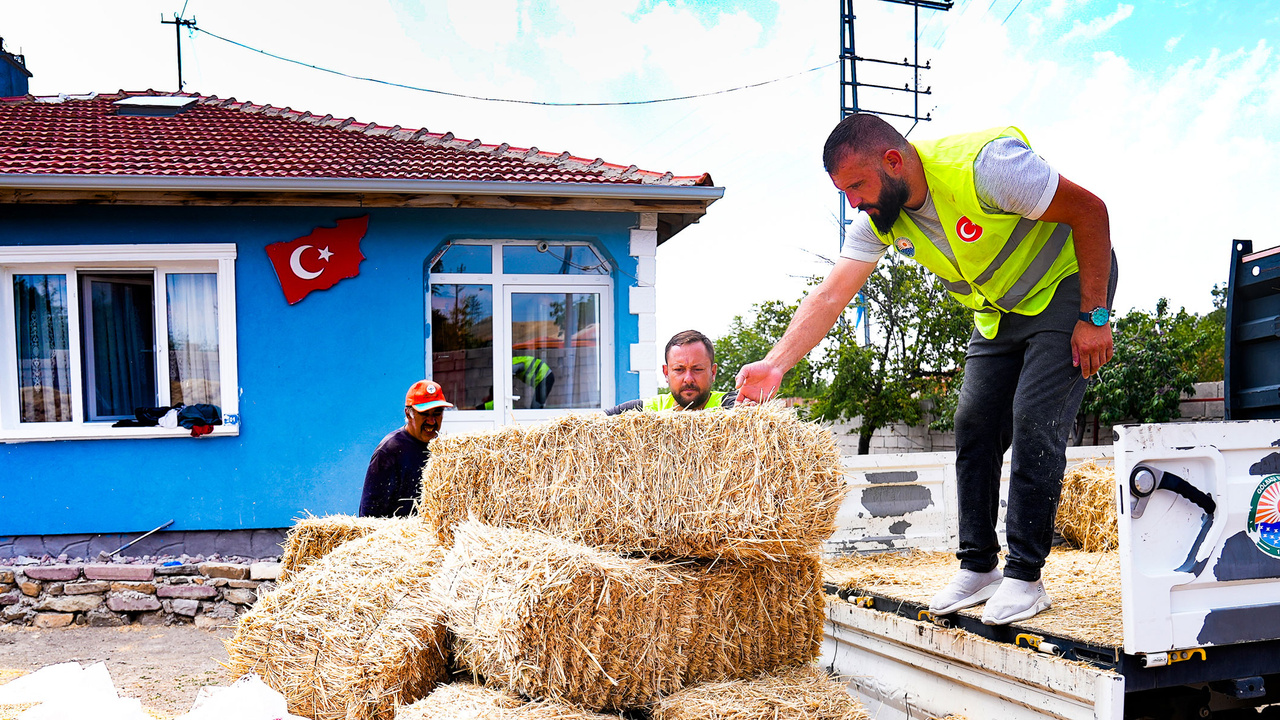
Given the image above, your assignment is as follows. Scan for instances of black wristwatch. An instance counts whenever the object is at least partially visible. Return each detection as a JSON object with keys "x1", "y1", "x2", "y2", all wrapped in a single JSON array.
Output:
[{"x1": 1079, "y1": 307, "x2": 1110, "y2": 326}]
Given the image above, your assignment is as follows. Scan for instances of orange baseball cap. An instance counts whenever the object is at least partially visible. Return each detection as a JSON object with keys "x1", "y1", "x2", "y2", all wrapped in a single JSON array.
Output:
[{"x1": 405, "y1": 380, "x2": 454, "y2": 412}]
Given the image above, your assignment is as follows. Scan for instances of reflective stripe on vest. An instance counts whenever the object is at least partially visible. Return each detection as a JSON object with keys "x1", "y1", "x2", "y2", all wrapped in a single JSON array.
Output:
[
  {"x1": 872, "y1": 126, "x2": 1079, "y2": 338},
  {"x1": 642, "y1": 391, "x2": 728, "y2": 412}
]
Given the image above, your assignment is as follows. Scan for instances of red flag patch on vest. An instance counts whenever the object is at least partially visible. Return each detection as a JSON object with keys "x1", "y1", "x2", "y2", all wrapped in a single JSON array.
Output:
[
  {"x1": 956, "y1": 216, "x2": 984, "y2": 243},
  {"x1": 266, "y1": 215, "x2": 369, "y2": 305}
]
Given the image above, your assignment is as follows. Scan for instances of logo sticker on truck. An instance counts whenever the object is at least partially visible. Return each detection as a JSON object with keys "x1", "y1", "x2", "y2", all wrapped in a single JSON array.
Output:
[{"x1": 1247, "y1": 474, "x2": 1280, "y2": 558}]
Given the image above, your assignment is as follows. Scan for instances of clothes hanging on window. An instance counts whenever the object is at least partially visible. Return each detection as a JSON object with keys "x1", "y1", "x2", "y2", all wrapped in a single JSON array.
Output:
[{"x1": 111, "y1": 404, "x2": 181, "y2": 428}]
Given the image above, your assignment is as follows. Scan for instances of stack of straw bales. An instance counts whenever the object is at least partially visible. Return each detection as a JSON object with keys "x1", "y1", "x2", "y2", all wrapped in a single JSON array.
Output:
[
  {"x1": 231, "y1": 405, "x2": 857, "y2": 720},
  {"x1": 1055, "y1": 459, "x2": 1117, "y2": 552},
  {"x1": 279, "y1": 514, "x2": 404, "y2": 579},
  {"x1": 227, "y1": 521, "x2": 450, "y2": 720},
  {"x1": 423, "y1": 404, "x2": 851, "y2": 714}
]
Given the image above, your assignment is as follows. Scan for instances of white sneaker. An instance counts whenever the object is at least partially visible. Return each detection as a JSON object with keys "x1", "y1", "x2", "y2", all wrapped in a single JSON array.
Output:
[
  {"x1": 981, "y1": 578, "x2": 1052, "y2": 625},
  {"x1": 928, "y1": 568, "x2": 1003, "y2": 615}
]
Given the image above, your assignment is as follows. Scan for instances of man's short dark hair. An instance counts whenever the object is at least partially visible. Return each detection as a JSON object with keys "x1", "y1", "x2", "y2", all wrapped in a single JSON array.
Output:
[
  {"x1": 822, "y1": 113, "x2": 909, "y2": 173},
  {"x1": 665, "y1": 330, "x2": 715, "y2": 365}
]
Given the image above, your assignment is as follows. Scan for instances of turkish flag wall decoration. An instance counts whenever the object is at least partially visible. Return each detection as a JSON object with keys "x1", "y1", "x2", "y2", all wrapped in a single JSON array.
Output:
[{"x1": 266, "y1": 215, "x2": 369, "y2": 305}]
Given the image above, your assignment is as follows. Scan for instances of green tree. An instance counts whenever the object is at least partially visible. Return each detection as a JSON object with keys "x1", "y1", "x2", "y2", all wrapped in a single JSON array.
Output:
[
  {"x1": 1081, "y1": 298, "x2": 1199, "y2": 429},
  {"x1": 713, "y1": 299, "x2": 823, "y2": 398},
  {"x1": 809, "y1": 254, "x2": 971, "y2": 454},
  {"x1": 1174, "y1": 283, "x2": 1226, "y2": 382}
]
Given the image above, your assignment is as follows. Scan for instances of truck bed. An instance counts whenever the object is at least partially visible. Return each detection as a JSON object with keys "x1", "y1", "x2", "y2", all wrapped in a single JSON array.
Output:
[{"x1": 822, "y1": 547, "x2": 1123, "y2": 651}]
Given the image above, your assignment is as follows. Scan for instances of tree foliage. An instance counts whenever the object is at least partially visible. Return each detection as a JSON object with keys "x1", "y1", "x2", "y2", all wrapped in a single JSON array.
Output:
[
  {"x1": 808, "y1": 254, "x2": 971, "y2": 454},
  {"x1": 1081, "y1": 298, "x2": 1200, "y2": 427}
]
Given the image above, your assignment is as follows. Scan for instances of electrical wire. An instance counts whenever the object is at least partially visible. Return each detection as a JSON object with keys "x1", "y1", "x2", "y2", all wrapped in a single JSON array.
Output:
[
  {"x1": 1001, "y1": 0, "x2": 1026, "y2": 24},
  {"x1": 192, "y1": 25, "x2": 838, "y2": 107}
]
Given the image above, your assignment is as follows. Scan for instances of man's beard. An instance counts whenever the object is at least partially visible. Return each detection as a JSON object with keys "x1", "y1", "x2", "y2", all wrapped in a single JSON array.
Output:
[
  {"x1": 864, "y1": 170, "x2": 911, "y2": 234},
  {"x1": 675, "y1": 385, "x2": 712, "y2": 410}
]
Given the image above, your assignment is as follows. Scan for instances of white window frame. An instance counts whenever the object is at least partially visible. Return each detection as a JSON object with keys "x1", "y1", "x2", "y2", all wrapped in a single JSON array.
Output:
[
  {"x1": 426, "y1": 240, "x2": 615, "y2": 430},
  {"x1": 0, "y1": 244, "x2": 239, "y2": 443}
]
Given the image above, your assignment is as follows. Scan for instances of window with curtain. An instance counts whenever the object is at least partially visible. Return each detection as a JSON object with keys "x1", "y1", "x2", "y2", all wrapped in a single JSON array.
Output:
[
  {"x1": 13, "y1": 274, "x2": 72, "y2": 423},
  {"x1": 80, "y1": 273, "x2": 157, "y2": 421},
  {"x1": 166, "y1": 273, "x2": 220, "y2": 407},
  {"x1": 1, "y1": 244, "x2": 239, "y2": 441}
]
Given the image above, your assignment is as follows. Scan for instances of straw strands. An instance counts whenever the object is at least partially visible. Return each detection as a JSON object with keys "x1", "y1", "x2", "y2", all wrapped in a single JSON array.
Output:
[
  {"x1": 227, "y1": 521, "x2": 450, "y2": 720},
  {"x1": 651, "y1": 665, "x2": 869, "y2": 720},
  {"x1": 683, "y1": 555, "x2": 824, "y2": 681},
  {"x1": 823, "y1": 548, "x2": 1122, "y2": 647},
  {"x1": 420, "y1": 405, "x2": 846, "y2": 560},
  {"x1": 432, "y1": 521, "x2": 827, "y2": 711},
  {"x1": 279, "y1": 514, "x2": 404, "y2": 580},
  {"x1": 432, "y1": 520, "x2": 691, "y2": 710},
  {"x1": 396, "y1": 682, "x2": 623, "y2": 720},
  {"x1": 1055, "y1": 459, "x2": 1118, "y2": 552}
]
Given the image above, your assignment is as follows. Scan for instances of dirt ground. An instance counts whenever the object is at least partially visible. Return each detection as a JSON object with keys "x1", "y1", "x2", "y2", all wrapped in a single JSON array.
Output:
[{"x1": 0, "y1": 623, "x2": 236, "y2": 717}]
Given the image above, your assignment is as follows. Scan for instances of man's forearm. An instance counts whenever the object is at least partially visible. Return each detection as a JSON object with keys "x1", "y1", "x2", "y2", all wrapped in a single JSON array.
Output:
[
  {"x1": 1039, "y1": 176, "x2": 1111, "y2": 310},
  {"x1": 1072, "y1": 207, "x2": 1111, "y2": 311}
]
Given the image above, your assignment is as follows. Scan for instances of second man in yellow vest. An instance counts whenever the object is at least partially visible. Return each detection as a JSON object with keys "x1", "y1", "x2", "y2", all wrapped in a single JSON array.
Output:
[{"x1": 606, "y1": 330, "x2": 736, "y2": 415}]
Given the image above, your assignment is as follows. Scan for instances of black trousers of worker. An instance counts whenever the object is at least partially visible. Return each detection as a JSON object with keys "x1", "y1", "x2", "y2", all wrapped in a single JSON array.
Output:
[{"x1": 953, "y1": 254, "x2": 1118, "y2": 582}]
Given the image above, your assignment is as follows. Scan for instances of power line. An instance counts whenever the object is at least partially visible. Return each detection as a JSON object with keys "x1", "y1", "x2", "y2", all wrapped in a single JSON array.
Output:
[
  {"x1": 1002, "y1": 0, "x2": 1026, "y2": 24},
  {"x1": 192, "y1": 25, "x2": 837, "y2": 107}
]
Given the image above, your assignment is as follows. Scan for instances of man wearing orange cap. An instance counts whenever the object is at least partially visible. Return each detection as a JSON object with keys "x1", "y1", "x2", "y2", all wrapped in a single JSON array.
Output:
[{"x1": 359, "y1": 380, "x2": 453, "y2": 518}]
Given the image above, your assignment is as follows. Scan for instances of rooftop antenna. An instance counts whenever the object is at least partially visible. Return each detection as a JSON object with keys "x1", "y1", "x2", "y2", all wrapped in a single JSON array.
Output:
[
  {"x1": 838, "y1": 0, "x2": 952, "y2": 345},
  {"x1": 160, "y1": 13, "x2": 197, "y2": 92}
]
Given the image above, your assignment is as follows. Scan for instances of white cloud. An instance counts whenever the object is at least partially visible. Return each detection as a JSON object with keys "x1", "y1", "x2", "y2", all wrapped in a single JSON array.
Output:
[
  {"x1": 445, "y1": 0, "x2": 522, "y2": 52},
  {"x1": 1046, "y1": 0, "x2": 1092, "y2": 20},
  {"x1": 1060, "y1": 3, "x2": 1134, "y2": 44},
  {"x1": 1164, "y1": 34, "x2": 1183, "y2": 52}
]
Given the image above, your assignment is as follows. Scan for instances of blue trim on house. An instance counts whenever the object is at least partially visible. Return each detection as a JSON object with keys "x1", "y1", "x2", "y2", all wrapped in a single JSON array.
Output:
[{"x1": 1, "y1": 204, "x2": 643, "y2": 535}]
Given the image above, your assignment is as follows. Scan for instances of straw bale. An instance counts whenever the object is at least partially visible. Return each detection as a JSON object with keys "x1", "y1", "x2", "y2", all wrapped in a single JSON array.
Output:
[
  {"x1": 823, "y1": 547, "x2": 1122, "y2": 647},
  {"x1": 683, "y1": 555, "x2": 825, "y2": 681},
  {"x1": 432, "y1": 520, "x2": 691, "y2": 710},
  {"x1": 279, "y1": 514, "x2": 405, "y2": 580},
  {"x1": 227, "y1": 521, "x2": 450, "y2": 720},
  {"x1": 1055, "y1": 459, "x2": 1118, "y2": 552},
  {"x1": 396, "y1": 682, "x2": 622, "y2": 720},
  {"x1": 651, "y1": 664, "x2": 868, "y2": 720},
  {"x1": 421, "y1": 404, "x2": 846, "y2": 560}
]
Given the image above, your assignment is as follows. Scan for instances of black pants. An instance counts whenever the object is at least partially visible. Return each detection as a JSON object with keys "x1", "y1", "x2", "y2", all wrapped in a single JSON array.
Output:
[{"x1": 953, "y1": 255, "x2": 1117, "y2": 581}]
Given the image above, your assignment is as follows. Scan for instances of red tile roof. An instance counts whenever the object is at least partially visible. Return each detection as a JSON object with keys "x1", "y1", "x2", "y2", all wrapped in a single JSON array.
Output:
[{"x1": 0, "y1": 90, "x2": 713, "y2": 187}]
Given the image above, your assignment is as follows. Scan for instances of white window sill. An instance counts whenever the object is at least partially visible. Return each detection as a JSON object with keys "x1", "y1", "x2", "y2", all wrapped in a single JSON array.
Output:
[{"x1": 0, "y1": 422, "x2": 240, "y2": 444}]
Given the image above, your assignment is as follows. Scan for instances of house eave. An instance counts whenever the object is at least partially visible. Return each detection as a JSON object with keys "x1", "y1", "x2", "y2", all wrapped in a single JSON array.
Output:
[{"x1": 0, "y1": 174, "x2": 724, "y2": 202}]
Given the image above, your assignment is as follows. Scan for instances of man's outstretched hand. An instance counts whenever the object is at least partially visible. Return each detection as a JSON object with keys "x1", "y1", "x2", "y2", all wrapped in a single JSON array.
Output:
[{"x1": 735, "y1": 360, "x2": 786, "y2": 405}]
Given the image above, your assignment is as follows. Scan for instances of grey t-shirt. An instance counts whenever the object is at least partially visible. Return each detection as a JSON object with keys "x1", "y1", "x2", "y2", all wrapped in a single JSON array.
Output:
[{"x1": 839, "y1": 136, "x2": 1060, "y2": 263}]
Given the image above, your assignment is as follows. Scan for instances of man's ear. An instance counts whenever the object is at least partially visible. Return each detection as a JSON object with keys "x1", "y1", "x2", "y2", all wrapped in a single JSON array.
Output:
[
  {"x1": 710, "y1": 363, "x2": 719, "y2": 381},
  {"x1": 883, "y1": 148, "x2": 904, "y2": 173}
]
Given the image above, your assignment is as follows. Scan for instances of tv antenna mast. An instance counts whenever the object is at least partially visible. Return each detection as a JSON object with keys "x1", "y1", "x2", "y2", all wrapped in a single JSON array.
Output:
[
  {"x1": 839, "y1": 0, "x2": 952, "y2": 344},
  {"x1": 160, "y1": 13, "x2": 197, "y2": 92}
]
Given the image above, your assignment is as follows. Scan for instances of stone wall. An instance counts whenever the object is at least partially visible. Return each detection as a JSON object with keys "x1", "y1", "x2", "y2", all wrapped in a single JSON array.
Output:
[
  {"x1": 829, "y1": 381, "x2": 1226, "y2": 455},
  {"x1": 0, "y1": 561, "x2": 281, "y2": 629}
]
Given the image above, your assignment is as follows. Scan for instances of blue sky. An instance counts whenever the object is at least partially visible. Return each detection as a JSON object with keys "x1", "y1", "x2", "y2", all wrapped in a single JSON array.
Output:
[{"x1": 3, "y1": 0, "x2": 1278, "y2": 372}]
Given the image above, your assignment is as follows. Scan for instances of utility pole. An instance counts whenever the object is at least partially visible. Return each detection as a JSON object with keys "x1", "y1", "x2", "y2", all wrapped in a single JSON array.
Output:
[
  {"x1": 838, "y1": 0, "x2": 952, "y2": 345},
  {"x1": 160, "y1": 14, "x2": 197, "y2": 92}
]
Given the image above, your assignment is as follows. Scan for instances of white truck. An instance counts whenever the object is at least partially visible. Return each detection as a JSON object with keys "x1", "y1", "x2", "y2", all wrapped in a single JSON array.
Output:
[{"x1": 820, "y1": 240, "x2": 1280, "y2": 719}]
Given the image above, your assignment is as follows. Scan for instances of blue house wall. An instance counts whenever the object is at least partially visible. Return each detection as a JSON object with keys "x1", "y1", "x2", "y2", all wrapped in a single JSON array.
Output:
[{"x1": 0, "y1": 204, "x2": 642, "y2": 536}]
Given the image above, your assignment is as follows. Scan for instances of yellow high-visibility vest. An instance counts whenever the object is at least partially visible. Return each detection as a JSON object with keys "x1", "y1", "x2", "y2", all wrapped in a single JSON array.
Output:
[{"x1": 869, "y1": 126, "x2": 1079, "y2": 338}]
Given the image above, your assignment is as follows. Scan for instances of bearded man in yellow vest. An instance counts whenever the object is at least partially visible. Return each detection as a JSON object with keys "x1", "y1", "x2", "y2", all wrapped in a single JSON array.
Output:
[
  {"x1": 606, "y1": 330, "x2": 737, "y2": 415},
  {"x1": 736, "y1": 114, "x2": 1117, "y2": 625}
]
